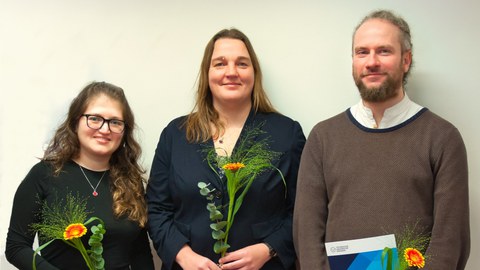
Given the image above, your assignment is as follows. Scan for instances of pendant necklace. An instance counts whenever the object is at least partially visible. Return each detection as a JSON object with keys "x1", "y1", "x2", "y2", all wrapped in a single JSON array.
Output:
[{"x1": 79, "y1": 165, "x2": 107, "y2": 197}]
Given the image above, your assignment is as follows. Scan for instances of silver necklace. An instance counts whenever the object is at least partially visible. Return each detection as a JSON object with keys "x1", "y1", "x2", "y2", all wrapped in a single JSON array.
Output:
[{"x1": 79, "y1": 165, "x2": 106, "y2": 197}]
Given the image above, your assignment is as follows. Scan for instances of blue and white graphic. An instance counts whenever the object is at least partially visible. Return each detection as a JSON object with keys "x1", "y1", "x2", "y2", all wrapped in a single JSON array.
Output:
[{"x1": 326, "y1": 234, "x2": 398, "y2": 270}]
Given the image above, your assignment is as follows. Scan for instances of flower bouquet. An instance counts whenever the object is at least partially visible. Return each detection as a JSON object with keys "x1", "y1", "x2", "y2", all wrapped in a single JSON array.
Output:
[
  {"x1": 198, "y1": 123, "x2": 283, "y2": 257},
  {"x1": 381, "y1": 223, "x2": 430, "y2": 269},
  {"x1": 31, "y1": 193, "x2": 106, "y2": 270}
]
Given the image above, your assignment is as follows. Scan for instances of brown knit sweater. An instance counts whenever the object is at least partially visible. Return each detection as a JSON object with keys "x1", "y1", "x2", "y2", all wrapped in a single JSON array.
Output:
[{"x1": 293, "y1": 109, "x2": 470, "y2": 270}]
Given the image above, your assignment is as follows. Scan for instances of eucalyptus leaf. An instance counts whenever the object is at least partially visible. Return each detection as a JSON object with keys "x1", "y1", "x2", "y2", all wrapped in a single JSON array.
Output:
[
  {"x1": 209, "y1": 210, "x2": 223, "y2": 220},
  {"x1": 91, "y1": 226, "x2": 101, "y2": 234},
  {"x1": 207, "y1": 203, "x2": 217, "y2": 211},
  {"x1": 89, "y1": 234, "x2": 102, "y2": 241},
  {"x1": 210, "y1": 221, "x2": 227, "y2": 231},
  {"x1": 212, "y1": 230, "x2": 226, "y2": 240},
  {"x1": 94, "y1": 258, "x2": 105, "y2": 269},
  {"x1": 89, "y1": 238, "x2": 99, "y2": 246},
  {"x1": 90, "y1": 253, "x2": 102, "y2": 260},
  {"x1": 200, "y1": 188, "x2": 210, "y2": 196},
  {"x1": 91, "y1": 245, "x2": 103, "y2": 255},
  {"x1": 213, "y1": 241, "x2": 230, "y2": 254}
]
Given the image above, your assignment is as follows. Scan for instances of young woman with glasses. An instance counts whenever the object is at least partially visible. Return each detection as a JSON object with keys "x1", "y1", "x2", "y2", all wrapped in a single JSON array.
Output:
[{"x1": 5, "y1": 81, "x2": 154, "y2": 270}]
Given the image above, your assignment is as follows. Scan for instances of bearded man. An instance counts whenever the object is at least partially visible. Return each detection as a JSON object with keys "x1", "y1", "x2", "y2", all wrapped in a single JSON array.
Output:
[{"x1": 293, "y1": 9, "x2": 470, "y2": 270}]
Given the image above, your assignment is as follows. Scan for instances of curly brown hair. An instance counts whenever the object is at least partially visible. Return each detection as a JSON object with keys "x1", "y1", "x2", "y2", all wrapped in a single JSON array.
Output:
[{"x1": 43, "y1": 81, "x2": 148, "y2": 227}]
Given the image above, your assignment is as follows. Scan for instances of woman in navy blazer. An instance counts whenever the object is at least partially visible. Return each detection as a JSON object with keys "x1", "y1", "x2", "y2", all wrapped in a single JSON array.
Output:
[{"x1": 146, "y1": 28, "x2": 305, "y2": 270}]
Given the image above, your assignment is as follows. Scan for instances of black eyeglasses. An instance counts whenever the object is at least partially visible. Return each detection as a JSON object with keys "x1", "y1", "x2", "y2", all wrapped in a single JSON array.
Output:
[{"x1": 81, "y1": 114, "x2": 126, "y2": 134}]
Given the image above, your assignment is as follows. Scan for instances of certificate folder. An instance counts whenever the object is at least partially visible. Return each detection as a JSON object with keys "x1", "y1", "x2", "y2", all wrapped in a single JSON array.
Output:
[{"x1": 325, "y1": 234, "x2": 397, "y2": 270}]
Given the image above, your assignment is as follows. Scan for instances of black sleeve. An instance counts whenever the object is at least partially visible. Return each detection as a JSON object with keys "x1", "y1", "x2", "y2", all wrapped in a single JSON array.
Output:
[
  {"x1": 264, "y1": 120, "x2": 306, "y2": 269},
  {"x1": 5, "y1": 162, "x2": 60, "y2": 270},
  {"x1": 129, "y1": 228, "x2": 155, "y2": 269},
  {"x1": 146, "y1": 123, "x2": 189, "y2": 269}
]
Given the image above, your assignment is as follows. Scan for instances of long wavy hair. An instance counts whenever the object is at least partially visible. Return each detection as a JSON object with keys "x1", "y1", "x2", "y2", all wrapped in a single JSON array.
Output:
[
  {"x1": 184, "y1": 28, "x2": 277, "y2": 143},
  {"x1": 43, "y1": 81, "x2": 148, "y2": 227}
]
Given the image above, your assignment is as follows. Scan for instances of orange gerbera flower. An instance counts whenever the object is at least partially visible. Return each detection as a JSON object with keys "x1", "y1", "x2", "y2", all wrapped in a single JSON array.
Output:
[
  {"x1": 404, "y1": 248, "x2": 425, "y2": 268},
  {"x1": 63, "y1": 223, "x2": 87, "y2": 240},
  {"x1": 222, "y1": 162, "x2": 246, "y2": 172}
]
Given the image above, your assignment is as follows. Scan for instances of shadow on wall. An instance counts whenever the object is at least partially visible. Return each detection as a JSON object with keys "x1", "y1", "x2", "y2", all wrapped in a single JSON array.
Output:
[
  {"x1": 407, "y1": 71, "x2": 452, "y2": 113},
  {"x1": 150, "y1": 239, "x2": 162, "y2": 269},
  {"x1": 1, "y1": 255, "x2": 11, "y2": 270}
]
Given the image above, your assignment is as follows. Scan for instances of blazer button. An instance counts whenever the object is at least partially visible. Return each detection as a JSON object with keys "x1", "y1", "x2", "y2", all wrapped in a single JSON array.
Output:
[{"x1": 215, "y1": 191, "x2": 222, "y2": 199}]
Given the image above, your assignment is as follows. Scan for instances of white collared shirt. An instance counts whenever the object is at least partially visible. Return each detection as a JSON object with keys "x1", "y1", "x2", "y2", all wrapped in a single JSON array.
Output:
[{"x1": 349, "y1": 94, "x2": 423, "y2": 129}]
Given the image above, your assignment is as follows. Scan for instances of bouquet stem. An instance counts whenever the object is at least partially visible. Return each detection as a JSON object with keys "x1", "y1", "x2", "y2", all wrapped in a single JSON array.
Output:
[{"x1": 71, "y1": 238, "x2": 95, "y2": 269}]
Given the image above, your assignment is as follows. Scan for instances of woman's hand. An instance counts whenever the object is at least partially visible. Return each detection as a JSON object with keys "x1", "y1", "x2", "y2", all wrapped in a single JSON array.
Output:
[
  {"x1": 218, "y1": 243, "x2": 270, "y2": 270},
  {"x1": 176, "y1": 245, "x2": 221, "y2": 270}
]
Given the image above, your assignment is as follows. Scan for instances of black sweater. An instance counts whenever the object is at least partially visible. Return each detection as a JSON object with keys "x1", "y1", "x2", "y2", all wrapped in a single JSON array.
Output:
[{"x1": 5, "y1": 160, "x2": 154, "y2": 270}]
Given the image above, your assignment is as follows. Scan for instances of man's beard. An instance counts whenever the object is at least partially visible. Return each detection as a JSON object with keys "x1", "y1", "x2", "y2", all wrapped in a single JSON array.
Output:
[
  {"x1": 355, "y1": 76, "x2": 397, "y2": 102},
  {"x1": 354, "y1": 73, "x2": 401, "y2": 102}
]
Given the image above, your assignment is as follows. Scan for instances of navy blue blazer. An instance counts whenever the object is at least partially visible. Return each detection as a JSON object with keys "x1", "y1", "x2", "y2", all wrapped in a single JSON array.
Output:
[{"x1": 147, "y1": 111, "x2": 305, "y2": 270}]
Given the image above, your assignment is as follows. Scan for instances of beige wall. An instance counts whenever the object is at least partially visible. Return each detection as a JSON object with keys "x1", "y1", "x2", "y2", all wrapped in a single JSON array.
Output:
[{"x1": 1, "y1": 1, "x2": 479, "y2": 269}]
